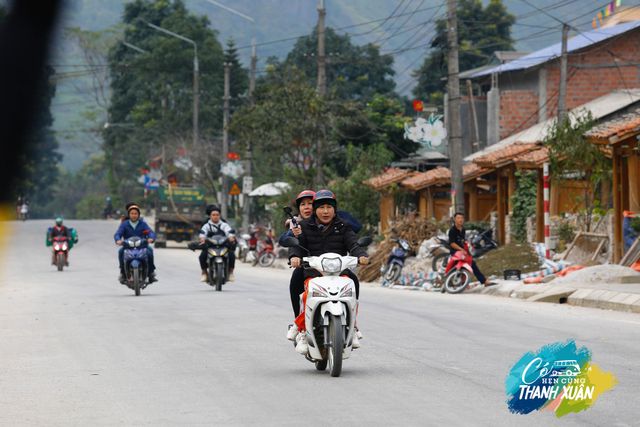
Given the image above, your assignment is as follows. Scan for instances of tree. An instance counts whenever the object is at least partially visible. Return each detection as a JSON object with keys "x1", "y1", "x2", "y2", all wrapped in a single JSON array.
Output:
[
  {"x1": 412, "y1": 0, "x2": 515, "y2": 102},
  {"x1": 104, "y1": 0, "x2": 226, "y2": 202},
  {"x1": 223, "y1": 38, "x2": 249, "y2": 109},
  {"x1": 282, "y1": 27, "x2": 396, "y2": 101},
  {"x1": 544, "y1": 114, "x2": 610, "y2": 231}
]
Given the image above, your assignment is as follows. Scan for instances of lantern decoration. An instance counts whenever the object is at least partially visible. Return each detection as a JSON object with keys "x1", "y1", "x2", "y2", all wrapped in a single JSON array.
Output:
[{"x1": 412, "y1": 99, "x2": 424, "y2": 112}]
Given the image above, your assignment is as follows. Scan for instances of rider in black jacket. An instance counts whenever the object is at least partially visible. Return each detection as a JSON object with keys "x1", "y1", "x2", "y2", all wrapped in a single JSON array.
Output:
[{"x1": 288, "y1": 189, "x2": 369, "y2": 353}]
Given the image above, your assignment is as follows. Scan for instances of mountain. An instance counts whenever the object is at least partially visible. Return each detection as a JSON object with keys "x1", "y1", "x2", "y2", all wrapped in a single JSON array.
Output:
[{"x1": 49, "y1": 0, "x2": 640, "y2": 170}]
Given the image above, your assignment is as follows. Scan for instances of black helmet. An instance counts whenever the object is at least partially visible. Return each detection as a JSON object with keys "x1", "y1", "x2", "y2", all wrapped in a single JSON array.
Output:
[
  {"x1": 313, "y1": 189, "x2": 337, "y2": 210},
  {"x1": 206, "y1": 204, "x2": 221, "y2": 216}
]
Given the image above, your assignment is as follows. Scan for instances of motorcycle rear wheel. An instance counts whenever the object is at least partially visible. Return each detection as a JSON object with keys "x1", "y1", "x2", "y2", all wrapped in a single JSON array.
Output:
[
  {"x1": 56, "y1": 253, "x2": 64, "y2": 272},
  {"x1": 432, "y1": 253, "x2": 449, "y2": 273},
  {"x1": 259, "y1": 252, "x2": 276, "y2": 267},
  {"x1": 328, "y1": 315, "x2": 344, "y2": 377},
  {"x1": 444, "y1": 270, "x2": 471, "y2": 294}
]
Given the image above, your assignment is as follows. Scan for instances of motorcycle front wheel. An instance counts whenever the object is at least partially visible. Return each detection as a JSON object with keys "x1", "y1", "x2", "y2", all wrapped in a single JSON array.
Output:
[
  {"x1": 328, "y1": 315, "x2": 344, "y2": 377},
  {"x1": 132, "y1": 268, "x2": 141, "y2": 296},
  {"x1": 259, "y1": 252, "x2": 276, "y2": 267},
  {"x1": 215, "y1": 263, "x2": 224, "y2": 291},
  {"x1": 432, "y1": 253, "x2": 449, "y2": 273},
  {"x1": 56, "y1": 253, "x2": 64, "y2": 272},
  {"x1": 384, "y1": 263, "x2": 402, "y2": 283},
  {"x1": 444, "y1": 269, "x2": 471, "y2": 294}
]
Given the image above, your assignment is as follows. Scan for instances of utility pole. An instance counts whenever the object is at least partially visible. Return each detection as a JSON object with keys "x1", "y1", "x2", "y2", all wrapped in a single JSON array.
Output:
[
  {"x1": 222, "y1": 62, "x2": 231, "y2": 219},
  {"x1": 557, "y1": 23, "x2": 570, "y2": 122},
  {"x1": 193, "y1": 52, "x2": 199, "y2": 147},
  {"x1": 446, "y1": 0, "x2": 464, "y2": 214},
  {"x1": 315, "y1": 0, "x2": 326, "y2": 187},
  {"x1": 242, "y1": 39, "x2": 257, "y2": 232}
]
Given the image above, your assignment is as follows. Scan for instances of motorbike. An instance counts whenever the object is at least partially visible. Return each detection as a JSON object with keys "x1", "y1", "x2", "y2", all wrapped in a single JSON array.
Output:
[
  {"x1": 380, "y1": 238, "x2": 410, "y2": 286},
  {"x1": 190, "y1": 235, "x2": 231, "y2": 291},
  {"x1": 253, "y1": 238, "x2": 276, "y2": 267},
  {"x1": 429, "y1": 228, "x2": 498, "y2": 273},
  {"x1": 281, "y1": 235, "x2": 372, "y2": 378},
  {"x1": 52, "y1": 236, "x2": 69, "y2": 272},
  {"x1": 19, "y1": 203, "x2": 29, "y2": 221},
  {"x1": 237, "y1": 233, "x2": 251, "y2": 262},
  {"x1": 442, "y1": 247, "x2": 475, "y2": 294},
  {"x1": 122, "y1": 236, "x2": 151, "y2": 296}
]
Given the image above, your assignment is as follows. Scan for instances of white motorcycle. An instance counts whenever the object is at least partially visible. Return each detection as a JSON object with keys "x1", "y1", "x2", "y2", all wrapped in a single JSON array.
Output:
[{"x1": 281, "y1": 235, "x2": 371, "y2": 377}]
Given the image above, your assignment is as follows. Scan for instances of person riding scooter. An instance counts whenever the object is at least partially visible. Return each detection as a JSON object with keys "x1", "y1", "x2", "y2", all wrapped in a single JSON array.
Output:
[
  {"x1": 114, "y1": 203, "x2": 157, "y2": 284},
  {"x1": 47, "y1": 217, "x2": 72, "y2": 266},
  {"x1": 198, "y1": 205, "x2": 236, "y2": 283},
  {"x1": 287, "y1": 189, "x2": 369, "y2": 354}
]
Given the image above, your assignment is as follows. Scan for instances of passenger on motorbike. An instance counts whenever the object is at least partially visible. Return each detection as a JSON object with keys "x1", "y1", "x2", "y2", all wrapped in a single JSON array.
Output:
[
  {"x1": 48, "y1": 217, "x2": 71, "y2": 266},
  {"x1": 287, "y1": 189, "x2": 369, "y2": 354},
  {"x1": 198, "y1": 205, "x2": 236, "y2": 283},
  {"x1": 114, "y1": 204, "x2": 157, "y2": 284}
]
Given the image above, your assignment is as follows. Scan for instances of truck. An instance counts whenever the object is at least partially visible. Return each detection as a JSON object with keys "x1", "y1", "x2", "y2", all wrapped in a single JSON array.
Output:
[{"x1": 154, "y1": 186, "x2": 206, "y2": 248}]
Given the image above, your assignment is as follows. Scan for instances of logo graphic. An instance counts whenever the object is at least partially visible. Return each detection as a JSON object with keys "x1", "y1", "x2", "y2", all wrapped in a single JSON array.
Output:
[
  {"x1": 506, "y1": 340, "x2": 617, "y2": 417},
  {"x1": 403, "y1": 113, "x2": 447, "y2": 149}
]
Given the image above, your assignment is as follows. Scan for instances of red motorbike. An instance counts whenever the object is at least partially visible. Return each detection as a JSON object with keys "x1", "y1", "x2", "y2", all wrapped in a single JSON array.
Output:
[
  {"x1": 443, "y1": 244, "x2": 474, "y2": 294},
  {"x1": 52, "y1": 236, "x2": 69, "y2": 272},
  {"x1": 253, "y1": 238, "x2": 276, "y2": 267}
]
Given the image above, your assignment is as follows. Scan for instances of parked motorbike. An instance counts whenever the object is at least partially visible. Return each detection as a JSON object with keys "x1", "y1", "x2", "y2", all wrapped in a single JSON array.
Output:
[
  {"x1": 19, "y1": 203, "x2": 29, "y2": 221},
  {"x1": 380, "y1": 238, "x2": 410, "y2": 286},
  {"x1": 122, "y1": 236, "x2": 151, "y2": 296},
  {"x1": 52, "y1": 236, "x2": 69, "y2": 272},
  {"x1": 253, "y1": 238, "x2": 276, "y2": 267},
  {"x1": 469, "y1": 228, "x2": 498, "y2": 258},
  {"x1": 237, "y1": 233, "x2": 251, "y2": 262},
  {"x1": 190, "y1": 235, "x2": 231, "y2": 291},
  {"x1": 281, "y1": 235, "x2": 372, "y2": 377}
]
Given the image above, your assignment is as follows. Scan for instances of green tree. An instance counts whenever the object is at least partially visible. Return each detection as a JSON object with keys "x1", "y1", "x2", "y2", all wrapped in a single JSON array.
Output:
[
  {"x1": 544, "y1": 114, "x2": 610, "y2": 231},
  {"x1": 412, "y1": 0, "x2": 515, "y2": 102},
  {"x1": 105, "y1": 0, "x2": 225, "y2": 202},
  {"x1": 282, "y1": 27, "x2": 396, "y2": 100},
  {"x1": 511, "y1": 170, "x2": 537, "y2": 242},
  {"x1": 223, "y1": 38, "x2": 249, "y2": 109}
]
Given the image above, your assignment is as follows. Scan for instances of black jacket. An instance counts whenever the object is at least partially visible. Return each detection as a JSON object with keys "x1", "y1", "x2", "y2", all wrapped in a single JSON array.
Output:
[{"x1": 289, "y1": 216, "x2": 367, "y2": 259}]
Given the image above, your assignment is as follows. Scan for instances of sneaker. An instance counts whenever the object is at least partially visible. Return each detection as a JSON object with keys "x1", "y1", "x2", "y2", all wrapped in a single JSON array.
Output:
[
  {"x1": 287, "y1": 324, "x2": 299, "y2": 341},
  {"x1": 119, "y1": 273, "x2": 126, "y2": 284},
  {"x1": 484, "y1": 281, "x2": 498, "y2": 287},
  {"x1": 200, "y1": 272, "x2": 208, "y2": 282},
  {"x1": 227, "y1": 273, "x2": 235, "y2": 282},
  {"x1": 295, "y1": 333, "x2": 308, "y2": 354},
  {"x1": 148, "y1": 272, "x2": 157, "y2": 283}
]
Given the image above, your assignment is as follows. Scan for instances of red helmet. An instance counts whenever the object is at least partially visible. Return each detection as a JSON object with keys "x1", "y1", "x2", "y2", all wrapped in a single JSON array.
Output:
[{"x1": 295, "y1": 190, "x2": 315, "y2": 208}]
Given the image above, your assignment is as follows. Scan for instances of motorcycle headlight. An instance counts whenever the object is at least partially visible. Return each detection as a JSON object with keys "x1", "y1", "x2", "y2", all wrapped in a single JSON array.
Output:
[
  {"x1": 321, "y1": 257, "x2": 342, "y2": 273},
  {"x1": 340, "y1": 287, "x2": 353, "y2": 298},
  {"x1": 221, "y1": 248, "x2": 228, "y2": 256},
  {"x1": 311, "y1": 285, "x2": 328, "y2": 298}
]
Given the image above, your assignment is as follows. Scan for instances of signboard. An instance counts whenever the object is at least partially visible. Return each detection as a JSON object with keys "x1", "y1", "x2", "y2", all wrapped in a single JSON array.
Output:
[
  {"x1": 229, "y1": 183, "x2": 241, "y2": 196},
  {"x1": 243, "y1": 176, "x2": 253, "y2": 194},
  {"x1": 158, "y1": 186, "x2": 205, "y2": 203}
]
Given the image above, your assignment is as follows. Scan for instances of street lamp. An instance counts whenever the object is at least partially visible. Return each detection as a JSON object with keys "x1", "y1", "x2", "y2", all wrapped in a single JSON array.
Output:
[{"x1": 145, "y1": 21, "x2": 199, "y2": 148}]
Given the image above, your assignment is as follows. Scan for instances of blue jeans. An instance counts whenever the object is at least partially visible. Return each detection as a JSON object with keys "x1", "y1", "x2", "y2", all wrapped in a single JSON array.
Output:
[{"x1": 119, "y1": 247, "x2": 155, "y2": 273}]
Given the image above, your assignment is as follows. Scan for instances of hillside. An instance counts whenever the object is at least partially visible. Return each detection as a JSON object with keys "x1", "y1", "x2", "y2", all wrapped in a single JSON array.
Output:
[{"x1": 49, "y1": 0, "x2": 640, "y2": 170}]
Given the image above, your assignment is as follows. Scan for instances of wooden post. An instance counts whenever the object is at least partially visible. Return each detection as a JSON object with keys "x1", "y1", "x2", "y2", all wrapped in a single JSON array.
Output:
[
  {"x1": 508, "y1": 166, "x2": 516, "y2": 214},
  {"x1": 497, "y1": 171, "x2": 506, "y2": 244},
  {"x1": 612, "y1": 146, "x2": 622, "y2": 262},
  {"x1": 379, "y1": 191, "x2": 395, "y2": 234},
  {"x1": 536, "y1": 168, "x2": 544, "y2": 242},
  {"x1": 419, "y1": 189, "x2": 427, "y2": 218},
  {"x1": 427, "y1": 187, "x2": 435, "y2": 219},
  {"x1": 627, "y1": 154, "x2": 639, "y2": 211},
  {"x1": 468, "y1": 180, "x2": 478, "y2": 221}
]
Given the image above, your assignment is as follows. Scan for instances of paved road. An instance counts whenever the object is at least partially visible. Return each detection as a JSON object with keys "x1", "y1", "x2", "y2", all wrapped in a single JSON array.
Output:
[{"x1": 1, "y1": 220, "x2": 638, "y2": 426}]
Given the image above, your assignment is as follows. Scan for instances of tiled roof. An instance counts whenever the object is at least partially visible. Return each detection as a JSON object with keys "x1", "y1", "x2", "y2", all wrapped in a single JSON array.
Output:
[
  {"x1": 401, "y1": 167, "x2": 451, "y2": 191},
  {"x1": 401, "y1": 164, "x2": 491, "y2": 191},
  {"x1": 514, "y1": 146, "x2": 550, "y2": 169},
  {"x1": 585, "y1": 108, "x2": 640, "y2": 144},
  {"x1": 364, "y1": 168, "x2": 414, "y2": 190},
  {"x1": 473, "y1": 143, "x2": 538, "y2": 168}
]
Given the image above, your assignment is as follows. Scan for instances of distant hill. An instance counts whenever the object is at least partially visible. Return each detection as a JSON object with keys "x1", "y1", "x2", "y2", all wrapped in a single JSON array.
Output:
[{"x1": 49, "y1": 0, "x2": 640, "y2": 170}]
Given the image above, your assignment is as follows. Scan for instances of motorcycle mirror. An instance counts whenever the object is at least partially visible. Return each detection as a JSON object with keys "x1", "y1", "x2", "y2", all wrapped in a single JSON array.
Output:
[
  {"x1": 357, "y1": 236, "x2": 373, "y2": 247},
  {"x1": 283, "y1": 206, "x2": 294, "y2": 218},
  {"x1": 280, "y1": 236, "x2": 300, "y2": 248}
]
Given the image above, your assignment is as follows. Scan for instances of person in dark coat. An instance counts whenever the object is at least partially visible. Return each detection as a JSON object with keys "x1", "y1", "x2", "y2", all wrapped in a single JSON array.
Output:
[
  {"x1": 114, "y1": 203, "x2": 157, "y2": 283},
  {"x1": 287, "y1": 189, "x2": 369, "y2": 354}
]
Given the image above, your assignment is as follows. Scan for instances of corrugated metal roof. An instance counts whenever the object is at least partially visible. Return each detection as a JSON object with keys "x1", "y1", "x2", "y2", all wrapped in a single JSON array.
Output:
[
  {"x1": 465, "y1": 89, "x2": 640, "y2": 162},
  {"x1": 471, "y1": 20, "x2": 640, "y2": 78}
]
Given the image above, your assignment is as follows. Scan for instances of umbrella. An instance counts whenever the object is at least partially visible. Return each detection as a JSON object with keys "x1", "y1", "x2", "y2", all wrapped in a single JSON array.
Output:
[{"x1": 249, "y1": 182, "x2": 291, "y2": 197}]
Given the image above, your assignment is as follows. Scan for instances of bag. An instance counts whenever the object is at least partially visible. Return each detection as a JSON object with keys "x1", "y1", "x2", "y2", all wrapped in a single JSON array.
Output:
[{"x1": 45, "y1": 227, "x2": 53, "y2": 247}]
